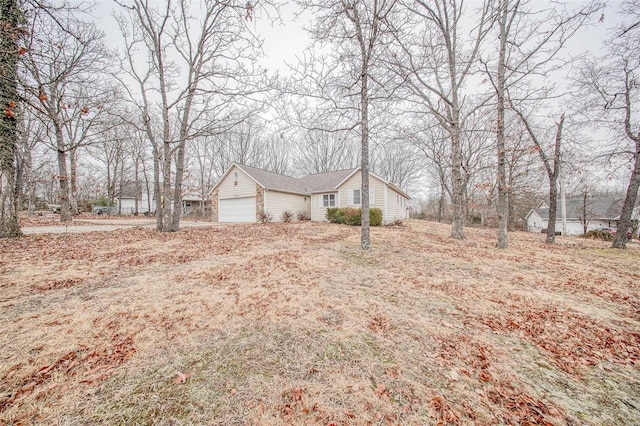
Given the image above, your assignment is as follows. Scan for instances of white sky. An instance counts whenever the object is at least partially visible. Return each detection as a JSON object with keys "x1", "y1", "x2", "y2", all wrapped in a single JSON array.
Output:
[
  {"x1": 88, "y1": 1, "x2": 625, "y2": 89},
  {"x1": 91, "y1": 0, "x2": 312, "y2": 77},
  {"x1": 85, "y1": 0, "x2": 632, "y2": 198}
]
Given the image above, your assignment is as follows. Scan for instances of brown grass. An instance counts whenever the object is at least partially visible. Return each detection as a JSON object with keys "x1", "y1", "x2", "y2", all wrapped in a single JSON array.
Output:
[{"x1": 0, "y1": 220, "x2": 638, "y2": 425}]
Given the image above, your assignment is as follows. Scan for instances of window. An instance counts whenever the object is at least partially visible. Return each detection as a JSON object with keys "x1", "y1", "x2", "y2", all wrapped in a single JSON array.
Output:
[
  {"x1": 322, "y1": 194, "x2": 336, "y2": 207},
  {"x1": 349, "y1": 188, "x2": 373, "y2": 205},
  {"x1": 351, "y1": 189, "x2": 361, "y2": 205}
]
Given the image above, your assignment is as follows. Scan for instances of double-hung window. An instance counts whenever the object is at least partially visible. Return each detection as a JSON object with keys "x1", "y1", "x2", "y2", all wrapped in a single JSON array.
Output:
[
  {"x1": 350, "y1": 188, "x2": 374, "y2": 205},
  {"x1": 351, "y1": 189, "x2": 361, "y2": 205},
  {"x1": 322, "y1": 194, "x2": 336, "y2": 207}
]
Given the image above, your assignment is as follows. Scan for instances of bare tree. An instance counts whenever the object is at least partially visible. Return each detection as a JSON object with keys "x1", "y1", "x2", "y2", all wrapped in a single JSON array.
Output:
[
  {"x1": 484, "y1": 0, "x2": 600, "y2": 248},
  {"x1": 292, "y1": 127, "x2": 357, "y2": 175},
  {"x1": 295, "y1": 0, "x2": 399, "y2": 249},
  {"x1": 394, "y1": 0, "x2": 493, "y2": 240},
  {"x1": 577, "y1": 0, "x2": 640, "y2": 248},
  {"x1": 86, "y1": 127, "x2": 126, "y2": 209},
  {"x1": 371, "y1": 138, "x2": 422, "y2": 193},
  {"x1": 15, "y1": 108, "x2": 47, "y2": 215},
  {"x1": 512, "y1": 105, "x2": 565, "y2": 243},
  {"x1": 20, "y1": 8, "x2": 113, "y2": 222},
  {"x1": 116, "y1": 0, "x2": 266, "y2": 232}
]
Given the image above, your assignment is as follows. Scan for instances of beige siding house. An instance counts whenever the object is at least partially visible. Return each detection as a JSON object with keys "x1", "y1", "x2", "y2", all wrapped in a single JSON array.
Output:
[{"x1": 210, "y1": 163, "x2": 409, "y2": 224}]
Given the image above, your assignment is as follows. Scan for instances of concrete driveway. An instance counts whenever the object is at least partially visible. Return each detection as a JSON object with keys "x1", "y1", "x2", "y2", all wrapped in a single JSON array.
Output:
[{"x1": 21, "y1": 218, "x2": 223, "y2": 234}]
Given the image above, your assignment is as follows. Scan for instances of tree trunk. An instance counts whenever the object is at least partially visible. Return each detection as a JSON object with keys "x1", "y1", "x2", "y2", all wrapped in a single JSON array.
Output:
[
  {"x1": 612, "y1": 147, "x2": 640, "y2": 248},
  {"x1": 55, "y1": 123, "x2": 71, "y2": 222},
  {"x1": 118, "y1": 158, "x2": 125, "y2": 215},
  {"x1": 134, "y1": 161, "x2": 139, "y2": 215},
  {"x1": 171, "y1": 87, "x2": 196, "y2": 232},
  {"x1": 546, "y1": 182, "x2": 559, "y2": 243},
  {"x1": 69, "y1": 147, "x2": 78, "y2": 215},
  {"x1": 581, "y1": 191, "x2": 588, "y2": 234},
  {"x1": 612, "y1": 69, "x2": 640, "y2": 249},
  {"x1": 26, "y1": 148, "x2": 35, "y2": 216},
  {"x1": 152, "y1": 141, "x2": 162, "y2": 229},
  {"x1": 0, "y1": 0, "x2": 22, "y2": 238},
  {"x1": 360, "y1": 56, "x2": 370, "y2": 250},
  {"x1": 450, "y1": 123, "x2": 465, "y2": 239},
  {"x1": 20, "y1": 131, "x2": 36, "y2": 216},
  {"x1": 170, "y1": 142, "x2": 184, "y2": 231},
  {"x1": 545, "y1": 114, "x2": 564, "y2": 243},
  {"x1": 161, "y1": 142, "x2": 172, "y2": 230},
  {"x1": 14, "y1": 143, "x2": 23, "y2": 213},
  {"x1": 496, "y1": 0, "x2": 509, "y2": 249}
]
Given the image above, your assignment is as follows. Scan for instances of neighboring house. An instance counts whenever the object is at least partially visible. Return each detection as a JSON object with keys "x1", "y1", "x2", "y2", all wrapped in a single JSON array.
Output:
[
  {"x1": 525, "y1": 197, "x2": 640, "y2": 236},
  {"x1": 210, "y1": 163, "x2": 410, "y2": 224},
  {"x1": 182, "y1": 193, "x2": 210, "y2": 216},
  {"x1": 116, "y1": 182, "x2": 152, "y2": 215}
]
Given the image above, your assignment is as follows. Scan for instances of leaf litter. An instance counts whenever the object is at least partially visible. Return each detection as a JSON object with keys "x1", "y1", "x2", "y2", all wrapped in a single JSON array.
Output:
[{"x1": 0, "y1": 218, "x2": 638, "y2": 425}]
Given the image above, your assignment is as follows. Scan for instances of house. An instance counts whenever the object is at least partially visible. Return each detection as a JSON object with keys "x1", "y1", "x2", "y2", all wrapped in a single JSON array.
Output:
[
  {"x1": 116, "y1": 182, "x2": 152, "y2": 215},
  {"x1": 182, "y1": 193, "x2": 210, "y2": 216},
  {"x1": 525, "y1": 197, "x2": 640, "y2": 236},
  {"x1": 210, "y1": 163, "x2": 410, "y2": 224}
]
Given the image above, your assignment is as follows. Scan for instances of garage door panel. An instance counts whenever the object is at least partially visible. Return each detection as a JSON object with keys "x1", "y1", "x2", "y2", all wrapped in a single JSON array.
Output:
[{"x1": 219, "y1": 197, "x2": 256, "y2": 222}]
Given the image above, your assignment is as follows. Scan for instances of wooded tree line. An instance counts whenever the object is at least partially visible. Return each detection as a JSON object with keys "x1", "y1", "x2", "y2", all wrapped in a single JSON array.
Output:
[{"x1": 0, "y1": 0, "x2": 638, "y2": 249}]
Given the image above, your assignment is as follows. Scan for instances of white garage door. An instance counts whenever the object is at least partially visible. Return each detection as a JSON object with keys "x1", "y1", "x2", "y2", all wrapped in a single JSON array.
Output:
[{"x1": 219, "y1": 197, "x2": 256, "y2": 222}]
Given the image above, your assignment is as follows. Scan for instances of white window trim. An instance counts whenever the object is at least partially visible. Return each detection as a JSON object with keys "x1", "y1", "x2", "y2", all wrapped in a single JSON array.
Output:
[
  {"x1": 321, "y1": 193, "x2": 336, "y2": 207},
  {"x1": 349, "y1": 189, "x2": 361, "y2": 206}
]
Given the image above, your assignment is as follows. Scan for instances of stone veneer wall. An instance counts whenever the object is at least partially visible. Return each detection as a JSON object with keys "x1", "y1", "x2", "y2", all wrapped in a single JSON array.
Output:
[
  {"x1": 256, "y1": 186, "x2": 265, "y2": 221},
  {"x1": 210, "y1": 188, "x2": 219, "y2": 222}
]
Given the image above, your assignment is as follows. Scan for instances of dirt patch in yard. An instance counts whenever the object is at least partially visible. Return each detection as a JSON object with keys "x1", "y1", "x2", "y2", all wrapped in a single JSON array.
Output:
[{"x1": 0, "y1": 220, "x2": 638, "y2": 425}]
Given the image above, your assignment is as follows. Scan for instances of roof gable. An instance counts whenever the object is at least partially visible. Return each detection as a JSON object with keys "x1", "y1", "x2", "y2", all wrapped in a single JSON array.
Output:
[
  {"x1": 333, "y1": 168, "x2": 410, "y2": 199},
  {"x1": 235, "y1": 164, "x2": 309, "y2": 195}
]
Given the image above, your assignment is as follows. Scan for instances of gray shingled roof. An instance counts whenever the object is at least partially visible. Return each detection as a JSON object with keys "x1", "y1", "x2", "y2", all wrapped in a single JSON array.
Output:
[
  {"x1": 231, "y1": 164, "x2": 413, "y2": 198},
  {"x1": 235, "y1": 164, "x2": 358, "y2": 194},
  {"x1": 235, "y1": 164, "x2": 310, "y2": 195},
  {"x1": 116, "y1": 182, "x2": 142, "y2": 199},
  {"x1": 301, "y1": 169, "x2": 356, "y2": 192},
  {"x1": 533, "y1": 197, "x2": 626, "y2": 220}
]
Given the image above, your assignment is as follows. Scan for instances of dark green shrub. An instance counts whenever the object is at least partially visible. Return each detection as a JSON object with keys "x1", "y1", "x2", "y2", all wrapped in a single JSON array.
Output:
[
  {"x1": 326, "y1": 208, "x2": 345, "y2": 224},
  {"x1": 370, "y1": 208, "x2": 382, "y2": 226},
  {"x1": 326, "y1": 207, "x2": 382, "y2": 226}
]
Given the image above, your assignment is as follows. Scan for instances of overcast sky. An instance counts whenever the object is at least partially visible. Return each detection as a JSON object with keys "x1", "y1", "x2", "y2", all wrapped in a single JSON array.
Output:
[
  {"x1": 86, "y1": 0, "x2": 632, "y2": 196},
  {"x1": 91, "y1": 1, "x2": 311, "y2": 76},
  {"x1": 89, "y1": 1, "x2": 628, "y2": 77}
]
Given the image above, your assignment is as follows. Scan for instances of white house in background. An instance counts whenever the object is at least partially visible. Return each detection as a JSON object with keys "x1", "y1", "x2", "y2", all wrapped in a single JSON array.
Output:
[
  {"x1": 116, "y1": 182, "x2": 210, "y2": 216},
  {"x1": 210, "y1": 163, "x2": 410, "y2": 224},
  {"x1": 116, "y1": 182, "x2": 153, "y2": 215},
  {"x1": 525, "y1": 197, "x2": 640, "y2": 236}
]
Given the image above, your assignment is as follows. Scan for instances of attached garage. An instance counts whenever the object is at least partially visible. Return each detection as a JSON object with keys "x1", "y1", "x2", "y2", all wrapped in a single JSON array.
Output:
[{"x1": 219, "y1": 197, "x2": 256, "y2": 222}]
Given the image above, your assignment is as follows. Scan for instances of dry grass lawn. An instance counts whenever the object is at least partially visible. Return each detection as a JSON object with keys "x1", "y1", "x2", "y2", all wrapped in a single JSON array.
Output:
[{"x1": 0, "y1": 219, "x2": 638, "y2": 425}]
